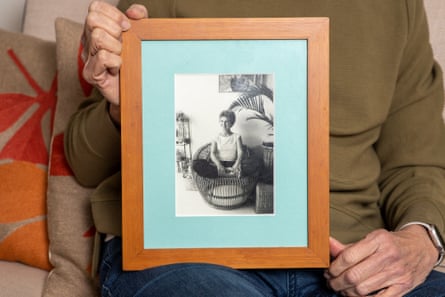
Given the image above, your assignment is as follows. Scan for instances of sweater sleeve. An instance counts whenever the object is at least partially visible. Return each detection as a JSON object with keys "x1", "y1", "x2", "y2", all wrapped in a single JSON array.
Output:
[
  {"x1": 64, "y1": 89, "x2": 122, "y2": 187},
  {"x1": 376, "y1": 0, "x2": 445, "y2": 237}
]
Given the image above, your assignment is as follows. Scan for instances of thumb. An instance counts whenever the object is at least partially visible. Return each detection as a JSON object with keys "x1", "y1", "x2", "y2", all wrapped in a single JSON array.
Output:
[
  {"x1": 329, "y1": 237, "x2": 346, "y2": 258},
  {"x1": 126, "y1": 4, "x2": 148, "y2": 20}
]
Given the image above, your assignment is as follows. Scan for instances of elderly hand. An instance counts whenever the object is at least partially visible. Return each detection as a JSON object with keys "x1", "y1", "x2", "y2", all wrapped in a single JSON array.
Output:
[
  {"x1": 82, "y1": 1, "x2": 147, "y2": 122},
  {"x1": 326, "y1": 226, "x2": 438, "y2": 296}
]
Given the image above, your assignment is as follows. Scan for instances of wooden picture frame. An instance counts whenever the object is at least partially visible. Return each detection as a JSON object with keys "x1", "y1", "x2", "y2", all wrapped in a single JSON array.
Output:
[{"x1": 121, "y1": 18, "x2": 329, "y2": 271}]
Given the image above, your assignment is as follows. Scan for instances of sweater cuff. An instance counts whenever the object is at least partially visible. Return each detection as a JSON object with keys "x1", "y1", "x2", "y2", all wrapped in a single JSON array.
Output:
[{"x1": 394, "y1": 201, "x2": 445, "y2": 240}]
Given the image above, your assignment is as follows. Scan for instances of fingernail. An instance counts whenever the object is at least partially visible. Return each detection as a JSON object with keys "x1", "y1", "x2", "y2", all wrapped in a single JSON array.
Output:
[{"x1": 122, "y1": 20, "x2": 131, "y2": 31}]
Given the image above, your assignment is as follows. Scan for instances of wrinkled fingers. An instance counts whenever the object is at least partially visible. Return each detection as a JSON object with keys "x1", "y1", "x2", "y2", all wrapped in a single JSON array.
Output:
[
  {"x1": 84, "y1": 50, "x2": 121, "y2": 82},
  {"x1": 85, "y1": 8, "x2": 128, "y2": 40},
  {"x1": 88, "y1": 27, "x2": 123, "y2": 57},
  {"x1": 87, "y1": 0, "x2": 130, "y2": 34},
  {"x1": 83, "y1": 49, "x2": 121, "y2": 103},
  {"x1": 83, "y1": 1, "x2": 130, "y2": 58}
]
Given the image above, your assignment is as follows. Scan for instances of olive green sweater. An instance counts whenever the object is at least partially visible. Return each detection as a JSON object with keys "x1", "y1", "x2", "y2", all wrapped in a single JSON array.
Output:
[{"x1": 65, "y1": 0, "x2": 445, "y2": 244}]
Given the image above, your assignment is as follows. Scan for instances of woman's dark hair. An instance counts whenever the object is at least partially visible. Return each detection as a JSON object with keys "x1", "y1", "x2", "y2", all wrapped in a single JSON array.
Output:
[{"x1": 219, "y1": 110, "x2": 236, "y2": 126}]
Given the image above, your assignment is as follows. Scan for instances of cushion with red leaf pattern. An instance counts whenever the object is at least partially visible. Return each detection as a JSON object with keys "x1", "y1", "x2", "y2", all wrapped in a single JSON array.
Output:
[
  {"x1": 0, "y1": 28, "x2": 56, "y2": 271},
  {"x1": 44, "y1": 18, "x2": 99, "y2": 297}
]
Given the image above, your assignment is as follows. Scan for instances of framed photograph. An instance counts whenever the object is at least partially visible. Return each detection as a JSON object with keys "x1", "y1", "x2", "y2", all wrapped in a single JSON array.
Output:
[{"x1": 121, "y1": 18, "x2": 329, "y2": 271}]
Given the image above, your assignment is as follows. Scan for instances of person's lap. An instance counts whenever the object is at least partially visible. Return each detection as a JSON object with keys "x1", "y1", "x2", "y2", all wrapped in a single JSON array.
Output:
[{"x1": 100, "y1": 237, "x2": 445, "y2": 297}]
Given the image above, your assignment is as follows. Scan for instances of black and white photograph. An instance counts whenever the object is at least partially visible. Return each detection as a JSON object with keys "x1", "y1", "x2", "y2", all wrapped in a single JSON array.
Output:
[{"x1": 175, "y1": 73, "x2": 275, "y2": 216}]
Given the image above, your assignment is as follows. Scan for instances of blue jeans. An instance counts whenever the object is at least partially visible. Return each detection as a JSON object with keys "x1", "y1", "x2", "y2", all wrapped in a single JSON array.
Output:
[{"x1": 100, "y1": 237, "x2": 445, "y2": 297}]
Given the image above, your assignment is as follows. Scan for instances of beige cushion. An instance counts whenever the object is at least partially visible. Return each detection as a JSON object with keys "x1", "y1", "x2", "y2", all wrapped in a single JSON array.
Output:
[
  {"x1": 0, "y1": 261, "x2": 48, "y2": 297},
  {"x1": 23, "y1": 0, "x2": 119, "y2": 41},
  {"x1": 424, "y1": 0, "x2": 445, "y2": 120},
  {"x1": 44, "y1": 18, "x2": 97, "y2": 296},
  {"x1": 425, "y1": 0, "x2": 445, "y2": 73}
]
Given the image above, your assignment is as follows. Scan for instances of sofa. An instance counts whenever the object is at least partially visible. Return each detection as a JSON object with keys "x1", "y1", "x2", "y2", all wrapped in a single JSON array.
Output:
[{"x1": 0, "y1": 0, "x2": 444, "y2": 296}]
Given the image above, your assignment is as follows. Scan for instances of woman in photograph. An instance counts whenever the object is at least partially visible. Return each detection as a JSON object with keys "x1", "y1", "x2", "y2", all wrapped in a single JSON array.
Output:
[{"x1": 194, "y1": 110, "x2": 244, "y2": 178}]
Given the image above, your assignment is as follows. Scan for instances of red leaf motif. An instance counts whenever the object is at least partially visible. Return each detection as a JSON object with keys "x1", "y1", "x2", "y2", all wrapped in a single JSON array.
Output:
[
  {"x1": 0, "y1": 49, "x2": 57, "y2": 166},
  {"x1": 49, "y1": 133, "x2": 74, "y2": 176},
  {"x1": 83, "y1": 226, "x2": 96, "y2": 238}
]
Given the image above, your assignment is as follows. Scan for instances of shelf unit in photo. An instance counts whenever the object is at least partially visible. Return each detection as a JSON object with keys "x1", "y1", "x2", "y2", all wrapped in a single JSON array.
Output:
[{"x1": 175, "y1": 112, "x2": 192, "y2": 175}]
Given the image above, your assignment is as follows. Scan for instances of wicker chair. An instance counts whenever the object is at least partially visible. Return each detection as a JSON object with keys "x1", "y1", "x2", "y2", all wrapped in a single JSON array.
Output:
[{"x1": 191, "y1": 143, "x2": 261, "y2": 209}]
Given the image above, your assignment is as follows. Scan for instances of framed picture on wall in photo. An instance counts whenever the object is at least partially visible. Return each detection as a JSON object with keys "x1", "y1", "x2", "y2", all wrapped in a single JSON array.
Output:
[{"x1": 120, "y1": 18, "x2": 330, "y2": 271}]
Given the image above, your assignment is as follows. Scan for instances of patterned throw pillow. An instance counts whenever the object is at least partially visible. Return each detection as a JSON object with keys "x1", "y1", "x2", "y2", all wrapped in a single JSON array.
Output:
[
  {"x1": 0, "y1": 29, "x2": 56, "y2": 271},
  {"x1": 44, "y1": 18, "x2": 98, "y2": 296}
]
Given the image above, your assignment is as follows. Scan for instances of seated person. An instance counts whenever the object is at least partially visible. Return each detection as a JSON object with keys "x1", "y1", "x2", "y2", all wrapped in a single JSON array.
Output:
[
  {"x1": 65, "y1": 1, "x2": 445, "y2": 296},
  {"x1": 194, "y1": 110, "x2": 243, "y2": 178}
]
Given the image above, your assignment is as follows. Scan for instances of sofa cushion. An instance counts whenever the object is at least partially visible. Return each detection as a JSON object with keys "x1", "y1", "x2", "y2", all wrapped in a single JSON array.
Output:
[
  {"x1": 424, "y1": 0, "x2": 445, "y2": 120},
  {"x1": 44, "y1": 18, "x2": 99, "y2": 296},
  {"x1": 23, "y1": 0, "x2": 119, "y2": 41},
  {"x1": 0, "y1": 261, "x2": 48, "y2": 297},
  {"x1": 0, "y1": 28, "x2": 56, "y2": 271},
  {"x1": 425, "y1": 0, "x2": 445, "y2": 76}
]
